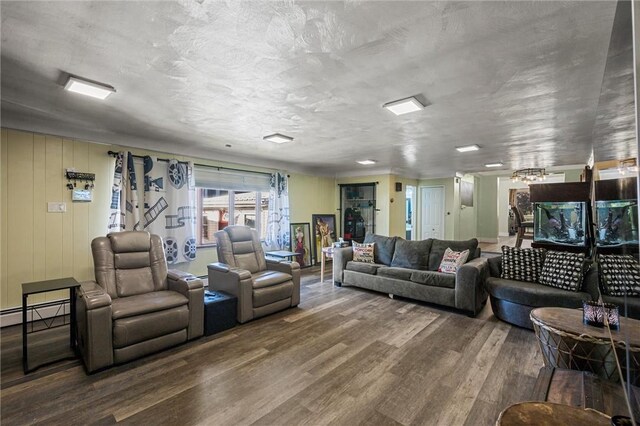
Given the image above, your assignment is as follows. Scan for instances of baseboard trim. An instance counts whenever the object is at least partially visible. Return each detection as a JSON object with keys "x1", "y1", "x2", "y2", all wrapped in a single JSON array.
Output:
[
  {"x1": 478, "y1": 237, "x2": 499, "y2": 243},
  {"x1": 1, "y1": 300, "x2": 70, "y2": 328}
]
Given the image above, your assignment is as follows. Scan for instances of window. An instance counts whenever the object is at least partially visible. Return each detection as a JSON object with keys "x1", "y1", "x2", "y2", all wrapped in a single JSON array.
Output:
[{"x1": 197, "y1": 188, "x2": 269, "y2": 246}]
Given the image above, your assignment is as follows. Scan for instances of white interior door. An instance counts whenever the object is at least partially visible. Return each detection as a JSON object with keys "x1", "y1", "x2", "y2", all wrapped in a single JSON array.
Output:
[{"x1": 420, "y1": 186, "x2": 445, "y2": 240}]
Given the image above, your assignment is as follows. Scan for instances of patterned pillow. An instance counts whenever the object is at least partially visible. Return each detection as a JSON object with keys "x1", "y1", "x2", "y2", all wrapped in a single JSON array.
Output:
[
  {"x1": 352, "y1": 242, "x2": 375, "y2": 263},
  {"x1": 501, "y1": 246, "x2": 545, "y2": 283},
  {"x1": 599, "y1": 254, "x2": 640, "y2": 297},
  {"x1": 438, "y1": 247, "x2": 470, "y2": 274},
  {"x1": 539, "y1": 251, "x2": 585, "y2": 291}
]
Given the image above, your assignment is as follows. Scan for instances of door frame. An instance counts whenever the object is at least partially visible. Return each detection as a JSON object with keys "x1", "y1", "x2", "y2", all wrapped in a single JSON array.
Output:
[{"x1": 418, "y1": 185, "x2": 446, "y2": 240}]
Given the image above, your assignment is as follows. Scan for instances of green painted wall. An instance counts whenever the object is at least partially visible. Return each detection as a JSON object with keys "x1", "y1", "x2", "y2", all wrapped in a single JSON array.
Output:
[{"x1": 476, "y1": 175, "x2": 499, "y2": 241}]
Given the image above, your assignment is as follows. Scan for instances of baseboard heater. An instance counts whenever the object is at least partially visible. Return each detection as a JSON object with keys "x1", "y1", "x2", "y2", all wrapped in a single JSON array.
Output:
[{"x1": 0, "y1": 299, "x2": 70, "y2": 328}]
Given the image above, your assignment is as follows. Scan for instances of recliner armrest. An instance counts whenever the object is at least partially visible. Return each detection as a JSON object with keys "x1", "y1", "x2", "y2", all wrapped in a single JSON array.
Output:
[
  {"x1": 167, "y1": 269, "x2": 204, "y2": 340},
  {"x1": 207, "y1": 262, "x2": 252, "y2": 280},
  {"x1": 167, "y1": 270, "x2": 204, "y2": 292},
  {"x1": 266, "y1": 259, "x2": 300, "y2": 274},
  {"x1": 78, "y1": 281, "x2": 112, "y2": 310}
]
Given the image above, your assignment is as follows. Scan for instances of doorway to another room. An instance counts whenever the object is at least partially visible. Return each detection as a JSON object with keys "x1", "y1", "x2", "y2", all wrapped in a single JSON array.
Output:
[{"x1": 420, "y1": 186, "x2": 445, "y2": 240}]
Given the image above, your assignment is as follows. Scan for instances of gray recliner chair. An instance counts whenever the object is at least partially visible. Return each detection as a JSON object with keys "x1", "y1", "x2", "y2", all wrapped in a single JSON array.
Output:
[
  {"x1": 76, "y1": 231, "x2": 204, "y2": 373},
  {"x1": 207, "y1": 226, "x2": 300, "y2": 323}
]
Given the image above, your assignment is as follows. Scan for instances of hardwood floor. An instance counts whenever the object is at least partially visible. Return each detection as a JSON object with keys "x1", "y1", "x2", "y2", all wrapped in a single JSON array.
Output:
[{"x1": 1, "y1": 270, "x2": 542, "y2": 425}]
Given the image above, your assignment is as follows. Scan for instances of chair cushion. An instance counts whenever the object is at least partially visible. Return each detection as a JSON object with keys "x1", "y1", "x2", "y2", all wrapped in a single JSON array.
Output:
[
  {"x1": 252, "y1": 270, "x2": 292, "y2": 289},
  {"x1": 113, "y1": 305, "x2": 189, "y2": 348},
  {"x1": 390, "y1": 239, "x2": 431, "y2": 270},
  {"x1": 108, "y1": 231, "x2": 151, "y2": 253},
  {"x1": 428, "y1": 239, "x2": 478, "y2": 271},
  {"x1": 599, "y1": 254, "x2": 640, "y2": 297},
  {"x1": 111, "y1": 290, "x2": 189, "y2": 320},
  {"x1": 116, "y1": 267, "x2": 155, "y2": 297},
  {"x1": 352, "y1": 242, "x2": 375, "y2": 263},
  {"x1": 486, "y1": 277, "x2": 589, "y2": 308},
  {"x1": 500, "y1": 246, "x2": 545, "y2": 283},
  {"x1": 114, "y1": 252, "x2": 151, "y2": 270},
  {"x1": 409, "y1": 270, "x2": 456, "y2": 289},
  {"x1": 363, "y1": 234, "x2": 397, "y2": 265},
  {"x1": 377, "y1": 267, "x2": 414, "y2": 281},
  {"x1": 346, "y1": 261, "x2": 381, "y2": 275},
  {"x1": 539, "y1": 251, "x2": 585, "y2": 292},
  {"x1": 253, "y1": 282, "x2": 293, "y2": 308}
]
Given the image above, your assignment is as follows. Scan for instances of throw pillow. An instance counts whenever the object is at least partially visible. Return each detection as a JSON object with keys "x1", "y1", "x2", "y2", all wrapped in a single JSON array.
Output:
[
  {"x1": 599, "y1": 254, "x2": 640, "y2": 297},
  {"x1": 352, "y1": 242, "x2": 375, "y2": 263},
  {"x1": 501, "y1": 246, "x2": 545, "y2": 283},
  {"x1": 428, "y1": 238, "x2": 478, "y2": 271},
  {"x1": 390, "y1": 238, "x2": 431, "y2": 270},
  {"x1": 438, "y1": 247, "x2": 470, "y2": 274},
  {"x1": 539, "y1": 251, "x2": 585, "y2": 291}
]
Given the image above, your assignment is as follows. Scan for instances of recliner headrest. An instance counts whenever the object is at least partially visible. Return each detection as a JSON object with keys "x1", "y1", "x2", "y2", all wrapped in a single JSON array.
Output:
[
  {"x1": 224, "y1": 226, "x2": 254, "y2": 242},
  {"x1": 108, "y1": 231, "x2": 151, "y2": 253}
]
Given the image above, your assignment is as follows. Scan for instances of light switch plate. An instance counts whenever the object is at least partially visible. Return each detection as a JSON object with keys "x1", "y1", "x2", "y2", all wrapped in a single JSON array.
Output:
[{"x1": 47, "y1": 202, "x2": 66, "y2": 213}]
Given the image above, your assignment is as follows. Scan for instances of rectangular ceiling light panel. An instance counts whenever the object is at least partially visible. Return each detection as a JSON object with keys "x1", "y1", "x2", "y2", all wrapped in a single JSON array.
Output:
[
  {"x1": 263, "y1": 133, "x2": 294, "y2": 144},
  {"x1": 485, "y1": 162, "x2": 504, "y2": 168},
  {"x1": 383, "y1": 97, "x2": 424, "y2": 116},
  {"x1": 64, "y1": 76, "x2": 115, "y2": 100},
  {"x1": 456, "y1": 144, "x2": 480, "y2": 152},
  {"x1": 357, "y1": 160, "x2": 376, "y2": 165}
]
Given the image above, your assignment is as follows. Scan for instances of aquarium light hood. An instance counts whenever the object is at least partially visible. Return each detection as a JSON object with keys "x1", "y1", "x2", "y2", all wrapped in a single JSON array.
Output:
[
  {"x1": 617, "y1": 158, "x2": 638, "y2": 175},
  {"x1": 511, "y1": 168, "x2": 548, "y2": 184}
]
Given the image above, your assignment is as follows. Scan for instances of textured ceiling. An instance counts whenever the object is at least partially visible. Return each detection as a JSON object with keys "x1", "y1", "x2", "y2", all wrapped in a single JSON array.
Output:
[{"x1": 0, "y1": 1, "x2": 632, "y2": 177}]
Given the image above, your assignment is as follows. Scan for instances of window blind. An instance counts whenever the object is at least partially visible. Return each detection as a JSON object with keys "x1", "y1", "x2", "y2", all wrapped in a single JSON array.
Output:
[{"x1": 194, "y1": 165, "x2": 271, "y2": 192}]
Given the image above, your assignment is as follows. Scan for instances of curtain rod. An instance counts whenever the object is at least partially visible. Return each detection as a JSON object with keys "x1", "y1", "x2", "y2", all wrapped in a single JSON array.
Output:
[{"x1": 107, "y1": 150, "x2": 275, "y2": 177}]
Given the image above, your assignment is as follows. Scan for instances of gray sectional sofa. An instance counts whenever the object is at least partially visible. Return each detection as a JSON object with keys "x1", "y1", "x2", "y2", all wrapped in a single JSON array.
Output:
[{"x1": 333, "y1": 235, "x2": 488, "y2": 316}]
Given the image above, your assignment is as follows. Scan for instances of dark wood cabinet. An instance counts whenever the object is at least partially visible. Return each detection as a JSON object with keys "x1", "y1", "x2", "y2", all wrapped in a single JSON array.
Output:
[{"x1": 339, "y1": 183, "x2": 376, "y2": 243}]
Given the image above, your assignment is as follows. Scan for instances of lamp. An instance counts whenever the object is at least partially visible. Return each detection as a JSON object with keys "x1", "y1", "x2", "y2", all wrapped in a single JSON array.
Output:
[{"x1": 511, "y1": 168, "x2": 547, "y2": 184}]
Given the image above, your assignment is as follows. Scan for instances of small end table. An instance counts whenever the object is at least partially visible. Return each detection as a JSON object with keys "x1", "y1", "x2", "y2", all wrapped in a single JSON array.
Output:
[
  {"x1": 320, "y1": 247, "x2": 334, "y2": 283},
  {"x1": 265, "y1": 250, "x2": 299, "y2": 261},
  {"x1": 22, "y1": 277, "x2": 81, "y2": 374},
  {"x1": 203, "y1": 290, "x2": 237, "y2": 336}
]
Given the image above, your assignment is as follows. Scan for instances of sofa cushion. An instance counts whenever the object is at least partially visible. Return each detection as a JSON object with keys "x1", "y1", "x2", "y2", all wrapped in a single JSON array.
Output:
[
  {"x1": 428, "y1": 239, "x2": 478, "y2": 271},
  {"x1": 409, "y1": 270, "x2": 456, "y2": 289},
  {"x1": 377, "y1": 267, "x2": 414, "y2": 281},
  {"x1": 111, "y1": 290, "x2": 188, "y2": 320},
  {"x1": 438, "y1": 248, "x2": 470, "y2": 274},
  {"x1": 252, "y1": 270, "x2": 292, "y2": 289},
  {"x1": 346, "y1": 261, "x2": 381, "y2": 275},
  {"x1": 486, "y1": 277, "x2": 589, "y2": 308},
  {"x1": 602, "y1": 295, "x2": 640, "y2": 319},
  {"x1": 539, "y1": 251, "x2": 585, "y2": 292},
  {"x1": 599, "y1": 254, "x2": 640, "y2": 297},
  {"x1": 113, "y1": 305, "x2": 189, "y2": 348},
  {"x1": 501, "y1": 246, "x2": 545, "y2": 283},
  {"x1": 364, "y1": 234, "x2": 397, "y2": 265},
  {"x1": 390, "y1": 239, "x2": 432, "y2": 270},
  {"x1": 352, "y1": 242, "x2": 375, "y2": 263}
]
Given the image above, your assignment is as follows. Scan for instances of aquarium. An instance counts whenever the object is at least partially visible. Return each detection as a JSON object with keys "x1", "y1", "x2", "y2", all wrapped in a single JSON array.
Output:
[
  {"x1": 595, "y1": 199, "x2": 639, "y2": 247},
  {"x1": 533, "y1": 202, "x2": 587, "y2": 247}
]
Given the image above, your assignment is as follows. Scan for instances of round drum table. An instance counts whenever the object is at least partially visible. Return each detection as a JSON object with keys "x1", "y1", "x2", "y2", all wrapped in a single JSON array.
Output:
[
  {"x1": 497, "y1": 402, "x2": 610, "y2": 426},
  {"x1": 530, "y1": 307, "x2": 640, "y2": 386}
]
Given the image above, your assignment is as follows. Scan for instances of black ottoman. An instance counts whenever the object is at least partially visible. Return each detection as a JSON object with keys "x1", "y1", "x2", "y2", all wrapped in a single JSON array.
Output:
[{"x1": 203, "y1": 290, "x2": 237, "y2": 336}]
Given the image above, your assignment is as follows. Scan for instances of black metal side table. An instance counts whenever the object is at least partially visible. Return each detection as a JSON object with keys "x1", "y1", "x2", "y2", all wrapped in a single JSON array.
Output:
[{"x1": 22, "y1": 277, "x2": 81, "y2": 374}]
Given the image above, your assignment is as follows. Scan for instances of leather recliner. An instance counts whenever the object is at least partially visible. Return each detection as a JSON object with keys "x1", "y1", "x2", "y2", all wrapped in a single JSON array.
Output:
[
  {"x1": 207, "y1": 226, "x2": 300, "y2": 323},
  {"x1": 76, "y1": 231, "x2": 204, "y2": 373}
]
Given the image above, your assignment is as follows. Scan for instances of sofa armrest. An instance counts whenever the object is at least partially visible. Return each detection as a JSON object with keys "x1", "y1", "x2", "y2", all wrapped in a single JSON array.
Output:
[
  {"x1": 168, "y1": 270, "x2": 204, "y2": 340},
  {"x1": 455, "y1": 257, "x2": 489, "y2": 316},
  {"x1": 332, "y1": 247, "x2": 353, "y2": 286},
  {"x1": 76, "y1": 281, "x2": 113, "y2": 373},
  {"x1": 207, "y1": 262, "x2": 253, "y2": 323},
  {"x1": 266, "y1": 260, "x2": 301, "y2": 306}
]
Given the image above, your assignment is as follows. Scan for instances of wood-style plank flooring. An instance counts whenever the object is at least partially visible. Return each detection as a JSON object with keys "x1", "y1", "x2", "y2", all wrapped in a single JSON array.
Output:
[{"x1": 1, "y1": 269, "x2": 542, "y2": 425}]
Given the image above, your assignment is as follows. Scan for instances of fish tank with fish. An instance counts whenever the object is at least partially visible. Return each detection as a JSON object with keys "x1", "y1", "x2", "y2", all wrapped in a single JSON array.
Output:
[
  {"x1": 595, "y1": 199, "x2": 639, "y2": 248},
  {"x1": 533, "y1": 202, "x2": 587, "y2": 247}
]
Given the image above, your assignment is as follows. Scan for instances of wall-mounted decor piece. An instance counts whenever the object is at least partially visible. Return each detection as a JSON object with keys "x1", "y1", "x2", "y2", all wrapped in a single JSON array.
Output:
[
  {"x1": 312, "y1": 214, "x2": 336, "y2": 265},
  {"x1": 290, "y1": 222, "x2": 312, "y2": 267},
  {"x1": 395, "y1": 182, "x2": 402, "y2": 192},
  {"x1": 460, "y1": 180, "x2": 474, "y2": 207}
]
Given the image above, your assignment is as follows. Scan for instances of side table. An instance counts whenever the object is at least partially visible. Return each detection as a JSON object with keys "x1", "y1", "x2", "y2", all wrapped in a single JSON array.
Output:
[
  {"x1": 497, "y1": 402, "x2": 610, "y2": 425},
  {"x1": 204, "y1": 290, "x2": 237, "y2": 336},
  {"x1": 22, "y1": 277, "x2": 81, "y2": 374},
  {"x1": 320, "y1": 247, "x2": 334, "y2": 283},
  {"x1": 530, "y1": 307, "x2": 640, "y2": 386}
]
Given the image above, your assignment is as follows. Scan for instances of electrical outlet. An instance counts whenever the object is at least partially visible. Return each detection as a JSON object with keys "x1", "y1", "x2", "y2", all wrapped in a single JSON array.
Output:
[{"x1": 47, "y1": 202, "x2": 66, "y2": 213}]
